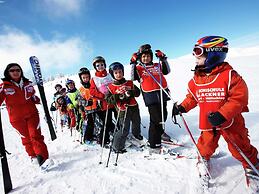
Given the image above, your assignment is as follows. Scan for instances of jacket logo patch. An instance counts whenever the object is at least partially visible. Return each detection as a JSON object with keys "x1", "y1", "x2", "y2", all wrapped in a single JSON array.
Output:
[
  {"x1": 196, "y1": 87, "x2": 225, "y2": 102},
  {"x1": 4, "y1": 88, "x2": 15, "y2": 95}
]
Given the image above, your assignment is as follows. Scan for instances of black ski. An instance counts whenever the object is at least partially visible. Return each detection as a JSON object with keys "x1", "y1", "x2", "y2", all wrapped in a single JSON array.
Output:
[
  {"x1": 29, "y1": 56, "x2": 57, "y2": 141},
  {"x1": 0, "y1": 110, "x2": 12, "y2": 193}
]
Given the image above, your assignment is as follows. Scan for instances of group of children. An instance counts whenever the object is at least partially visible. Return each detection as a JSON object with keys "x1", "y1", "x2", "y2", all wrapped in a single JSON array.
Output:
[
  {"x1": 52, "y1": 36, "x2": 259, "y2": 191},
  {"x1": 2, "y1": 35, "x2": 257, "y2": 191}
]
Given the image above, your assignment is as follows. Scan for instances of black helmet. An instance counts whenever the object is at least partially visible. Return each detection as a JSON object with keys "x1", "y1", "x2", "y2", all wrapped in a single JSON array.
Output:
[
  {"x1": 109, "y1": 62, "x2": 124, "y2": 79},
  {"x1": 65, "y1": 79, "x2": 75, "y2": 89},
  {"x1": 92, "y1": 56, "x2": 106, "y2": 70},
  {"x1": 138, "y1": 44, "x2": 153, "y2": 62},
  {"x1": 78, "y1": 67, "x2": 90, "y2": 78},
  {"x1": 54, "y1": 84, "x2": 62, "y2": 90}
]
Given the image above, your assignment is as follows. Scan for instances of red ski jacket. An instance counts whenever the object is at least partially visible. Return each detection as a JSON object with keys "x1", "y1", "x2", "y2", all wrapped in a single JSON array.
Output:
[
  {"x1": 181, "y1": 62, "x2": 249, "y2": 131},
  {"x1": 90, "y1": 70, "x2": 114, "y2": 111},
  {"x1": 0, "y1": 79, "x2": 40, "y2": 122},
  {"x1": 107, "y1": 80, "x2": 138, "y2": 111}
]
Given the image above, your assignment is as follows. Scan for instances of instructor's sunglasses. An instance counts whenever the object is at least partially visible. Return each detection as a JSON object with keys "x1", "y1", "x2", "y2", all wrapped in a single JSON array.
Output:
[{"x1": 9, "y1": 69, "x2": 21, "y2": 73}]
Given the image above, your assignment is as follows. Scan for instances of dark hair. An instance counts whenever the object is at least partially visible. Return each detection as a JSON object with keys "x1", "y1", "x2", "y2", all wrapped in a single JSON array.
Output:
[{"x1": 3, "y1": 63, "x2": 28, "y2": 82}]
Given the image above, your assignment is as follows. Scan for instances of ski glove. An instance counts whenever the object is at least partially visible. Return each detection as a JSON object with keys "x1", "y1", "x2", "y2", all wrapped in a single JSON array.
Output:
[
  {"x1": 130, "y1": 52, "x2": 139, "y2": 65},
  {"x1": 50, "y1": 102, "x2": 57, "y2": 111},
  {"x1": 208, "y1": 111, "x2": 226, "y2": 127},
  {"x1": 31, "y1": 95, "x2": 41, "y2": 104},
  {"x1": 125, "y1": 90, "x2": 134, "y2": 98},
  {"x1": 155, "y1": 50, "x2": 167, "y2": 60},
  {"x1": 172, "y1": 103, "x2": 186, "y2": 116}
]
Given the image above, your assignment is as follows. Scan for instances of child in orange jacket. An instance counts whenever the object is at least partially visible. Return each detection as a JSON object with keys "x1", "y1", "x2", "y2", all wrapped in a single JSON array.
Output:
[{"x1": 172, "y1": 36, "x2": 259, "y2": 191}]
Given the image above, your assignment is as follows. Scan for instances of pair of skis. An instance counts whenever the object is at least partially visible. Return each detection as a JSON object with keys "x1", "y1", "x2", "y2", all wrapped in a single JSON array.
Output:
[{"x1": 0, "y1": 56, "x2": 56, "y2": 193}]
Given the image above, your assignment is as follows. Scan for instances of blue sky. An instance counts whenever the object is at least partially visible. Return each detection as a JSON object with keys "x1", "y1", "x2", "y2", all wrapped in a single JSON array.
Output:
[{"x1": 1, "y1": 0, "x2": 259, "y2": 78}]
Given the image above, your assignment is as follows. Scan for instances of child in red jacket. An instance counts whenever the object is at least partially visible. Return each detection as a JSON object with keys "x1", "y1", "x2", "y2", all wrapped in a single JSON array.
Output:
[
  {"x1": 172, "y1": 36, "x2": 259, "y2": 191},
  {"x1": 106, "y1": 62, "x2": 143, "y2": 153},
  {"x1": 131, "y1": 44, "x2": 172, "y2": 151},
  {"x1": 0, "y1": 63, "x2": 50, "y2": 168},
  {"x1": 90, "y1": 56, "x2": 116, "y2": 147}
]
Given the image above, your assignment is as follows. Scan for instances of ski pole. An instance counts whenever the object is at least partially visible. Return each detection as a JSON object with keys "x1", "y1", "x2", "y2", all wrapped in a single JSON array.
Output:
[
  {"x1": 140, "y1": 62, "x2": 172, "y2": 99},
  {"x1": 114, "y1": 105, "x2": 128, "y2": 166},
  {"x1": 106, "y1": 108, "x2": 121, "y2": 167},
  {"x1": 224, "y1": 131, "x2": 259, "y2": 176},
  {"x1": 180, "y1": 113, "x2": 213, "y2": 180},
  {"x1": 140, "y1": 61, "x2": 213, "y2": 180},
  {"x1": 158, "y1": 60, "x2": 166, "y2": 133},
  {"x1": 99, "y1": 105, "x2": 109, "y2": 164}
]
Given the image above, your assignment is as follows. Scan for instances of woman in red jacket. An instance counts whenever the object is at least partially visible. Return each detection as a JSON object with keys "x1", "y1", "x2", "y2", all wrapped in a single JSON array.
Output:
[
  {"x1": 0, "y1": 63, "x2": 49, "y2": 167},
  {"x1": 172, "y1": 36, "x2": 259, "y2": 191}
]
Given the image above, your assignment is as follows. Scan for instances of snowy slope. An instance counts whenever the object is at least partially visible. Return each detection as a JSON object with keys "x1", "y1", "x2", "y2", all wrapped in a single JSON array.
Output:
[{"x1": 1, "y1": 46, "x2": 259, "y2": 194}]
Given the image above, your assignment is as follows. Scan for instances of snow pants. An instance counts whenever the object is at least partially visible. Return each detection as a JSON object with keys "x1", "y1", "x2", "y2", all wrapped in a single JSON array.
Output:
[
  {"x1": 96, "y1": 108, "x2": 116, "y2": 145},
  {"x1": 112, "y1": 105, "x2": 141, "y2": 151},
  {"x1": 197, "y1": 114, "x2": 258, "y2": 168},
  {"x1": 82, "y1": 113, "x2": 94, "y2": 142},
  {"x1": 11, "y1": 113, "x2": 49, "y2": 161},
  {"x1": 147, "y1": 102, "x2": 168, "y2": 148}
]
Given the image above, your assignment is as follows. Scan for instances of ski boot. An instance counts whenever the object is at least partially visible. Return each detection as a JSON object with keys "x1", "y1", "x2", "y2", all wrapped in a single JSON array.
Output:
[
  {"x1": 197, "y1": 157, "x2": 210, "y2": 190},
  {"x1": 245, "y1": 166, "x2": 259, "y2": 194}
]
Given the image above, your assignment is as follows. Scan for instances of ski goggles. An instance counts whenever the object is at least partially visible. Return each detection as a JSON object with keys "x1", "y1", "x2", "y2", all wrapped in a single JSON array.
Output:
[
  {"x1": 95, "y1": 63, "x2": 105, "y2": 68},
  {"x1": 193, "y1": 46, "x2": 228, "y2": 57},
  {"x1": 192, "y1": 46, "x2": 204, "y2": 57}
]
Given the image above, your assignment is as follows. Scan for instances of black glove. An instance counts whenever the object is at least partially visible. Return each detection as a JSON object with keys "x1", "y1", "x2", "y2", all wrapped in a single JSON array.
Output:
[
  {"x1": 125, "y1": 90, "x2": 134, "y2": 98},
  {"x1": 114, "y1": 93, "x2": 126, "y2": 101},
  {"x1": 50, "y1": 103, "x2": 57, "y2": 111},
  {"x1": 208, "y1": 112, "x2": 226, "y2": 127},
  {"x1": 130, "y1": 52, "x2": 139, "y2": 65},
  {"x1": 172, "y1": 103, "x2": 186, "y2": 116},
  {"x1": 79, "y1": 105, "x2": 85, "y2": 112},
  {"x1": 155, "y1": 50, "x2": 167, "y2": 60},
  {"x1": 86, "y1": 99, "x2": 93, "y2": 107}
]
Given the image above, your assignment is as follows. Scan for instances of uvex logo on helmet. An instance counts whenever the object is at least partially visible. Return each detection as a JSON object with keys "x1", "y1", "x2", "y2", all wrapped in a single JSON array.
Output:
[{"x1": 205, "y1": 47, "x2": 224, "y2": 52}]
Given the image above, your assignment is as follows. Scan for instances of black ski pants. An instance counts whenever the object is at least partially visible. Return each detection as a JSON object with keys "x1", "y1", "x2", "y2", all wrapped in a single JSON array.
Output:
[{"x1": 147, "y1": 102, "x2": 168, "y2": 148}]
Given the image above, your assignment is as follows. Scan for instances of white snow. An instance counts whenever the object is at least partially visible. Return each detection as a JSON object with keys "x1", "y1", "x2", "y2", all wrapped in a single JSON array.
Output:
[{"x1": 1, "y1": 46, "x2": 259, "y2": 194}]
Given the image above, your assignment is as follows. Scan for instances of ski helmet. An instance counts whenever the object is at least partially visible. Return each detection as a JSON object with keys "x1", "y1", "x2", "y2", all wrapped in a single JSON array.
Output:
[
  {"x1": 92, "y1": 56, "x2": 106, "y2": 70},
  {"x1": 193, "y1": 36, "x2": 228, "y2": 70},
  {"x1": 138, "y1": 44, "x2": 153, "y2": 62},
  {"x1": 65, "y1": 79, "x2": 75, "y2": 89},
  {"x1": 54, "y1": 84, "x2": 62, "y2": 90},
  {"x1": 109, "y1": 62, "x2": 124, "y2": 79},
  {"x1": 78, "y1": 67, "x2": 90, "y2": 79}
]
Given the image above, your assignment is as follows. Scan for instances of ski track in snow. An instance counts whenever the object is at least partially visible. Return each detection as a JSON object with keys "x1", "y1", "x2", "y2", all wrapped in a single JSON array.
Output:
[{"x1": 1, "y1": 56, "x2": 259, "y2": 194}]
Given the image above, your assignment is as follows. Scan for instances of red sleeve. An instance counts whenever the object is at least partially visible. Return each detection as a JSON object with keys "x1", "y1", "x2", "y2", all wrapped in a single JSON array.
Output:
[
  {"x1": 0, "y1": 83, "x2": 6, "y2": 105},
  {"x1": 218, "y1": 70, "x2": 249, "y2": 120},
  {"x1": 90, "y1": 79, "x2": 105, "y2": 100},
  {"x1": 180, "y1": 92, "x2": 198, "y2": 112}
]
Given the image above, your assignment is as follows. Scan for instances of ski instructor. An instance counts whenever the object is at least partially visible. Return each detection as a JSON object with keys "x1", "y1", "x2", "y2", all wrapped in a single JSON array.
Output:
[{"x1": 0, "y1": 63, "x2": 50, "y2": 168}]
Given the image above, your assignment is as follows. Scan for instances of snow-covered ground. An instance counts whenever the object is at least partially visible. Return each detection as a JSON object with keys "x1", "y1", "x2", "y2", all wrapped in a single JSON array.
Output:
[{"x1": 1, "y1": 46, "x2": 259, "y2": 194}]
